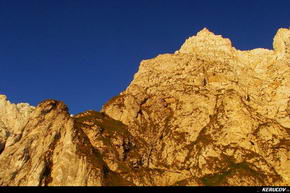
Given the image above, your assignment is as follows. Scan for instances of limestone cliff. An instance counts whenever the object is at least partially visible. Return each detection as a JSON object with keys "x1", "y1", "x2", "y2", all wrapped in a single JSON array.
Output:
[
  {"x1": 0, "y1": 28, "x2": 289, "y2": 186},
  {"x1": 0, "y1": 95, "x2": 34, "y2": 154}
]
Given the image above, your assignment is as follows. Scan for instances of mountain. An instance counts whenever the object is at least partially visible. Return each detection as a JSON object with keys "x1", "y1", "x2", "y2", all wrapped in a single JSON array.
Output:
[{"x1": 0, "y1": 28, "x2": 289, "y2": 186}]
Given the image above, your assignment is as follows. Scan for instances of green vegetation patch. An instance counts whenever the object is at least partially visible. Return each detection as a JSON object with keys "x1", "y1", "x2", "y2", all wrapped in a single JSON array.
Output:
[
  {"x1": 74, "y1": 110, "x2": 131, "y2": 136},
  {"x1": 201, "y1": 161, "x2": 255, "y2": 186}
]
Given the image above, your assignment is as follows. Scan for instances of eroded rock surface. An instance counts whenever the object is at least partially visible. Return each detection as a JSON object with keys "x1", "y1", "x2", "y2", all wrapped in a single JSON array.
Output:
[
  {"x1": 102, "y1": 28, "x2": 290, "y2": 185},
  {"x1": 0, "y1": 95, "x2": 34, "y2": 154},
  {"x1": 0, "y1": 28, "x2": 289, "y2": 186},
  {"x1": 0, "y1": 100, "x2": 132, "y2": 186}
]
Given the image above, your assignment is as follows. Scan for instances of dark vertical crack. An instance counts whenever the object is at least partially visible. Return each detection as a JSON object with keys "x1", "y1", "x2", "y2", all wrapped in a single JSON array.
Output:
[
  {"x1": 0, "y1": 143, "x2": 5, "y2": 154},
  {"x1": 40, "y1": 132, "x2": 61, "y2": 186}
]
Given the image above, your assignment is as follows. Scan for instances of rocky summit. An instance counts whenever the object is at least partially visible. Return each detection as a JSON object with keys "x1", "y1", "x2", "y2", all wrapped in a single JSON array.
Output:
[{"x1": 0, "y1": 28, "x2": 289, "y2": 186}]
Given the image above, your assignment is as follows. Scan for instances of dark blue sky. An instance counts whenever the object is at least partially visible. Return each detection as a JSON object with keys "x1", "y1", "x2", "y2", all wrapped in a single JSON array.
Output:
[{"x1": 0, "y1": 0, "x2": 289, "y2": 114}]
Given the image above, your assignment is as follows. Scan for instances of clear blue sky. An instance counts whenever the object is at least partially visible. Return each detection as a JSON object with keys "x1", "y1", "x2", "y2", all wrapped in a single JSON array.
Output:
[{"x1": 0, "y1": 0, "x2": 289, "y2": 114}]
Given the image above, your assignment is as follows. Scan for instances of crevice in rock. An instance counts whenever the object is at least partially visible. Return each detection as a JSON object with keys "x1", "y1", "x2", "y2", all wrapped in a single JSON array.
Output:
[
  {"x1": 0, "y1": 143, "x2": 5, "y2": 154},
  {"x1": 40, "y1": 132, "x2": 61, "y2": 186}
]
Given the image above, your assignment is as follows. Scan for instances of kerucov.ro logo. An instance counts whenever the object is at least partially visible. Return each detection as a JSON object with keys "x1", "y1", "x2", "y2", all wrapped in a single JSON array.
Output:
[{"x1": 261, "y1": 187, "x2": 288, "y2": 192}]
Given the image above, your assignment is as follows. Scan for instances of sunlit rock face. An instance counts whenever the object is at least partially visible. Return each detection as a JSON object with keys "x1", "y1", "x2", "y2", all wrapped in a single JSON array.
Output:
[
  {"x1": 0, "y1": 95, "x2": 34, "y2": 153},
  {"x1": 0, "y1": 28, "x2": 289, "y2": 186},
  {"x1": 102, "y1": 28, "x2": 290, "y2": 185},
  {"x1": 0, "y1": 99, "x2": 131, "y2": 186}
]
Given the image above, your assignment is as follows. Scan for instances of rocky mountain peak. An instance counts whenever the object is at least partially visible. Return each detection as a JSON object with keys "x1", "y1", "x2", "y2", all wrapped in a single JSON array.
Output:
[
  {"x1": 176, "y1": 28, "x2": 234, "y2": 55},
  {"x1": 34, "y1": 99, "x2": 69, "y2": 117},
  {"x1": 0, "y1": 95, "x2": 7, "y2": 102},
  {"x1": 273, "y1": 28, "x2": 290, "y2": 59},
  {"x1": 102, "y1": 28, "x2": 290, "y2": 185},
  {"x1": 0, "y1": 28, "x2": 289, "y2": 186}
]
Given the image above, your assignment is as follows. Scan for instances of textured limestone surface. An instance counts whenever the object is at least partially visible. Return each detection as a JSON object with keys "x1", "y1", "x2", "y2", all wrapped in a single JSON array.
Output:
[
  {"x1": 0, "y1": 28, "x2": 289, "y2": 186},
  {"x1": 0, "y1": 95, "x2": 34, "y2": 153}
]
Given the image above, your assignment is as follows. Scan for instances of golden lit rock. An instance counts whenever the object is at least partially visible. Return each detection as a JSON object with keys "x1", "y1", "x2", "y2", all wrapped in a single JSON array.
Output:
[{"x1": 0, "y1": 28, "x2": 289, "y2": 186}]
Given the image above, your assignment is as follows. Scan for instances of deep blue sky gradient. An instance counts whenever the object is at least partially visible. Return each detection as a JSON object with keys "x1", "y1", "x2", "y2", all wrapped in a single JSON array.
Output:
[{"x1": 0, "y1": 0, "x2": 289, "y2": 114}]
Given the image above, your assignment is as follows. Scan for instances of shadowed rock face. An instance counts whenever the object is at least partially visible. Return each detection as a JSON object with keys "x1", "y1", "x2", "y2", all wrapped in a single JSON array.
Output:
[{"x1": 0, "y1": 28, "x2": 289, "y2": 186}]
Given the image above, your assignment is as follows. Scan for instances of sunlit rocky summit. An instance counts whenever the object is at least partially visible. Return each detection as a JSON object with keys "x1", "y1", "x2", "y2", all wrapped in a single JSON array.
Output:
[{"x1": 0, "y1": 28, "x2": 289, "y2": 186}]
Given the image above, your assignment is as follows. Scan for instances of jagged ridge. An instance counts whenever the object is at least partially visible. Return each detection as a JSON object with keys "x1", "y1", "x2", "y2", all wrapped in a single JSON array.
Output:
[{"x1": 0, "y1": 28, "x2": 289, "y2": 186}]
